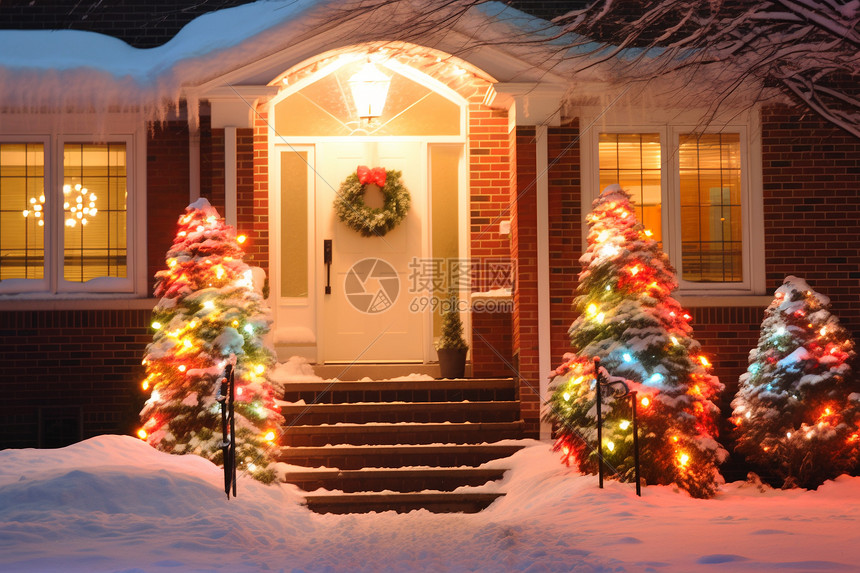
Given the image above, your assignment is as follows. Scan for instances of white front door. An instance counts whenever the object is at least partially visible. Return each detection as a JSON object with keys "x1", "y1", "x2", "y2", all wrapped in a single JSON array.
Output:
[{"x1": 316, "y1": 141, "x2": 426, "y2": 363}]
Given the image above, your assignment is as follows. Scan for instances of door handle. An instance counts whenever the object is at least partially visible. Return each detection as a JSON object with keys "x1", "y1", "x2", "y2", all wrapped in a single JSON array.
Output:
[{"x1": 324, "y1": 239, "x2": 332, "y2": 294}]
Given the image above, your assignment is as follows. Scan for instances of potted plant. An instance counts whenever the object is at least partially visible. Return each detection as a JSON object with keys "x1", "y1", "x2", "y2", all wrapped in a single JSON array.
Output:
[{"x1": 436, "y1": 294, "x2": 469, "y2": 379}]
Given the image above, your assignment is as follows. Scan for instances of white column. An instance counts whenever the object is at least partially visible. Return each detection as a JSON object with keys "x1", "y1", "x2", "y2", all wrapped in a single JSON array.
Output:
[
  {"x1": 536, "y1": 125, "x2": 552, "y2": 440},
  {"x1": 225, "y1": 126, "x2": 237, "y2": 227}
]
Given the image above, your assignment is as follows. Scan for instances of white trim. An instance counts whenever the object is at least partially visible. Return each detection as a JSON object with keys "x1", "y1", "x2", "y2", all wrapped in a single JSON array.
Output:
[
  {"x1": 225, "y1": 126, "x2": 238, "y2": 227},
  {"x1": 0, "y1": 297, "x2": 157, "y2": 311},
  {"x1": 268, "y1": 51, "x2": 473, "y2": 363},
  {"x1": 746, "y1": 107, "x2": 766, "y2": 295},
  {"x1": 677, "y1": 295, "x2": 772, "y2": 308},
  {"x1": 578, "y1": 108, "x2": 765, "y2": 296},
  {"x1": 57, "y1": 134, "x2": 135, "y2": 294},
  {"x1": 0, "y1": 114, "x2": 147, "y2": 298},
  {"x1": 0, "y1": 135, "x2": 52, "y2": 295},
  {"x1": 272, "y1": 135, "x2": 467, "y2": 144},
  {"x1": 535, "y1": 125, "x2": 552, "y2": 440},
  {"x1": 486, "y1": 83, "x2": 566, "y2": 126},
  {"x1": 668, "y1": 125, "x2": 753, "y2": 293},
  {"x1": 269, "y1": 143, "x2": 317, "y2": 361},
  {"x1": 266, "y1": 55, "x2": 468, "y2": 145}
]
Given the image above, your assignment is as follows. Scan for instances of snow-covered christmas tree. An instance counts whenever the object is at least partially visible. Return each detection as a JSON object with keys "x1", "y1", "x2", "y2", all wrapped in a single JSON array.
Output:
[
  {"x1": 138, "y1": 199, "x2": 283, "y2": 483},
  {"x1": 544, "y1": 184, "x2": 726, "y2": 498},
  {"x1": 732, "y1": 276, "x2": 860, "y2": 488}
]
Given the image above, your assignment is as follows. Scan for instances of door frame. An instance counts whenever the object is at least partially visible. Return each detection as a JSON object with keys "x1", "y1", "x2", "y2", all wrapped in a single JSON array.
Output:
[{"x1": 267, "y1": 56, "x2": 471, "y2": 363}]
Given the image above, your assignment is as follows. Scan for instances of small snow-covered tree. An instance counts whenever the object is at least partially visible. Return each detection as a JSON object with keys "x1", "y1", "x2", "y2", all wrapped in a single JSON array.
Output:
[
  {"x1": 732, "y1": 276, "x2": 860, "y2": 488},
  {"x1": 545, "y1": 184, "x2": 726, "y2": 498},
  {"x1": 139, "y1": 199, "x2": 283, "y2": 483}
]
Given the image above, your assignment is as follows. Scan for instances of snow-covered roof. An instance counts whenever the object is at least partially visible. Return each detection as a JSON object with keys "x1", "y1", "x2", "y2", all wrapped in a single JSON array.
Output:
[{"x1": 0, "y1": 0, "x2": 582, "y2": 114}]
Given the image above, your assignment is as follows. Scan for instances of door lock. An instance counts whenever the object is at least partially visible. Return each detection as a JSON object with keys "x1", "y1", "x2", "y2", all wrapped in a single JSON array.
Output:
[{"x1": 324, "y1": 239, "x2": 332, "y2": 294}]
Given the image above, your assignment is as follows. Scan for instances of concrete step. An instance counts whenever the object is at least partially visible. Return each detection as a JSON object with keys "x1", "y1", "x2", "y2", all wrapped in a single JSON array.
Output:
[
  {"x1": 281, "y1": 378, "x2": 517, "y2": 405},
  {"x1": 310, "y1": 363, "x2": 452, "y2": 381},
  {"x1": 303, "y1": 491, "x2": 505, "y2": 514},
  {"x1": 281, "y1": 421, "x2": 526, "y2": 447},
  {"x1": 281, "y1": 467, "x2": 507, "y2": 493},
  {"x1": 277, "y1": 443, "x2": 526, "y2": 470},
  {"x1": 281, "y1": 401, "x2": 520, "y2": 425}
]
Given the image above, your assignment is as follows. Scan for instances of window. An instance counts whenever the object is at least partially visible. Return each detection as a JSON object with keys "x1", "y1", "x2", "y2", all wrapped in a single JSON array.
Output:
[
  {"x1": 586, "y1": 114, "x2": 762, "y2": 294},
  {"x1": 599, "y1": 133, "x2": 662, "y2": 243},
  {"x1": 62, "y1": 143, "x2": 128, "y2": 283},
  {"x1": 0, "y1": 143, "x2": 45, "y2": 281},
  {"x1": 0, "y1": 125, "x2": 141, "y2": 296},
  {"x1": 678, "y1": 134, "x2": 742, "y2": 283}
]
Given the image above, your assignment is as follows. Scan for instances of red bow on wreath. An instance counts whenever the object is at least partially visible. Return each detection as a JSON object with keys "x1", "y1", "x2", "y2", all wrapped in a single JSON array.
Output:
[{"x1": 357, "y1": 165, "x2": 387, "y2": 187}]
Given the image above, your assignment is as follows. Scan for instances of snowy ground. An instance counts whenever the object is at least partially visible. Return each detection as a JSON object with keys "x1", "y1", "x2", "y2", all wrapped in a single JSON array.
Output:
[{"x1": 2, "y1": 435, "x2": 860, "y2": 573}]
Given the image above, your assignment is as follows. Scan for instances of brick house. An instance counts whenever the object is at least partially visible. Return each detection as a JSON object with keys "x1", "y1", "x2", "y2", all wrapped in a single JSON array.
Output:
[{"x1": 0, "y1": 0, "x2": 857, "y2": 462}]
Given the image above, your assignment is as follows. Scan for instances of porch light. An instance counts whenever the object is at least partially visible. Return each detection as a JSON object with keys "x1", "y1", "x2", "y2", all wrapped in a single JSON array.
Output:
[{"x1": 348, "y1": 61, "x2": 391, "y2": 121}]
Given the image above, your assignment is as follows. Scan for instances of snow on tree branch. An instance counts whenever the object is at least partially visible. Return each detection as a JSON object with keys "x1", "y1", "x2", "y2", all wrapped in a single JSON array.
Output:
[{"x1": 554, "y1": 0, "x2": 860, "y2": 137}]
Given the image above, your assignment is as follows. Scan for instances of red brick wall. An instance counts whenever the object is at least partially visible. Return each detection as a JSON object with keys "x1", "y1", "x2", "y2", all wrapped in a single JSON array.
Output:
[
  {"x1": 147, "y1": 120, "x2": 191, "y2": 294},
  {"x1": 548, "y1": 121, "x2": 582, "y2": 366},
  {"x1": 249, "y1": 111, "x2": 271, "y2": 275},
  {"x1": 761, "y1": 105, "x2": 860, "y2": 341},
  {"x1": 471, "y1": 309, "x2": 514, "y2": 378},
  {"x1": 512, "y1": 127, "x2": 540, "y2": 436},
  {"x1": 688, "y1": 306, "x2": 765, "y2": 405},
  {"x1": 236, "y1": 128, "x2": 256, "y2": 247},
  {"x1": 204, "y1": 125, "x2": 258, "y2": 266},
  {"x1": 201, "y1": 119, "x2": 225, "y2": 215},
  {"x1": 0, "y1": 310, "x2": 150, "y2": 449},
  {"x1": 466, "y1": 85, "x2": 518, "y2": 381}
]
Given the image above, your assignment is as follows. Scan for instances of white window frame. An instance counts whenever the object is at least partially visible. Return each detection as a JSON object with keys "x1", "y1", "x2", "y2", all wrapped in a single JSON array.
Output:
[
  {"x1": 0, "y1": 135, "x2": 52, "y2": 294},
  {"x1": 0, "y1": 114, "x2": 147, "y2": 298},
  {"x1": 581, "y1": 108, "x2": 765, "y2": 296}
]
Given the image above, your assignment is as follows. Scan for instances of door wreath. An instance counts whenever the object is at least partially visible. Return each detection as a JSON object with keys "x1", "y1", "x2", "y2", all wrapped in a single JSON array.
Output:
[{"x1": 334, "y1": 166, "x2": 411, "y2": 237}]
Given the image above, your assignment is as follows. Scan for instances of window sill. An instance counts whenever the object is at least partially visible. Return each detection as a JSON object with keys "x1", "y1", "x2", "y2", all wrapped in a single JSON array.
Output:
[
  {"x1": 0, "y1": 296, "x2": 157, "y2": 312},
  {"x1": 675, "y1": 294, "x2": 773, "y2": 308}
]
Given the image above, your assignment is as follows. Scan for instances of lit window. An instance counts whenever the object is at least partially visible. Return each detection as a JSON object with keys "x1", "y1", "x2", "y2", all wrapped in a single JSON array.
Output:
[
  {"x1": 599, "y1": 133, "x2": 662, "y2": 242},
  {"x1": 0, "y1": 130, "x2": 138, "y2": 296},
  {"x1": 597, "y1": 129, "x2": 752, "y2": 288},
  {"x1": 63, "y1": 143, "x2": 127, "y2": 282},
  {"x1": 0, "y1": 143, "x2": 45, "y2": 280},
  {"x1": 679, "y1": 134, "x2": 742, "y2": 282}
]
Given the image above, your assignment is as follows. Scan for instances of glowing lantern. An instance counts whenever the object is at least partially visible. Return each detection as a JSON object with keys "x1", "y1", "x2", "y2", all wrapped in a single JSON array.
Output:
[{"x1": 348, "y1": 61, "x2": 391, "y2": 121}]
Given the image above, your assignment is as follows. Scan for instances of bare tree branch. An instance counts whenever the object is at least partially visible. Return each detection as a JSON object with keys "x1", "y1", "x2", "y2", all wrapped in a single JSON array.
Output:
[{"x1": 553, "y1": 0, "x2": 860, "y2": 137}]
